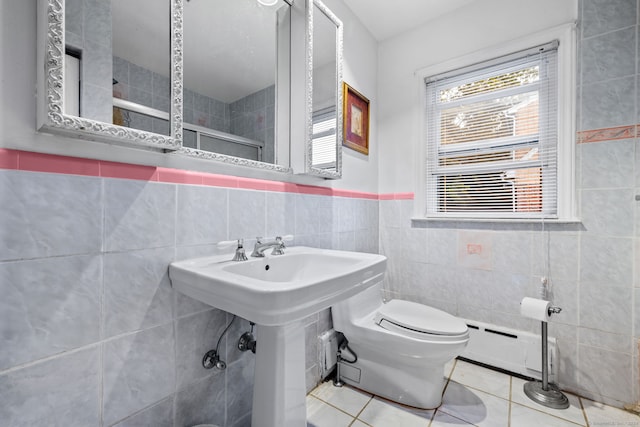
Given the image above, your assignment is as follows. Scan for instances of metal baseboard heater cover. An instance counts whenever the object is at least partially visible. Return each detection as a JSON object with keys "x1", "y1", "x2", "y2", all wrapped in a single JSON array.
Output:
[{"x1": 461, "y1": 319, "x2": 558, "y2": 382}]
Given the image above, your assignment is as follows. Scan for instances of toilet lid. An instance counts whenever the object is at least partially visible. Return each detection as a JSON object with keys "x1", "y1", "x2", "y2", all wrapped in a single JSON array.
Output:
[{"x1": 375, "y1": 300, "x2": 468, "y2": 336}]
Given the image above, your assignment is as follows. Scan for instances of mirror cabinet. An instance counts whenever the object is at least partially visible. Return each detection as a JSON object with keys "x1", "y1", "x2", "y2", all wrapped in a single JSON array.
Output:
[
  {"x1": 37, "y1": 0, "x2": 342, "y2": 177},
  {"x1": 37, "y1": 0, "x2": 183, "y2": 149},
  {"x1": 307, "y1": 0, "x2": 343, "y2": 178}
]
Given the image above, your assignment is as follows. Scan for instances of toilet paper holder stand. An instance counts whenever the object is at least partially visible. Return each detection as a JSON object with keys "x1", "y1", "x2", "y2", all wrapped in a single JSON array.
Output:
[{"x1": 524, "y1": 304, "x2": 570, "y2": 410}]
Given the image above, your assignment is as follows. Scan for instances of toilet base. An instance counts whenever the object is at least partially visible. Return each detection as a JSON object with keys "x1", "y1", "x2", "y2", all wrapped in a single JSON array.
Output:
[{"x1": 335, "y1": 356, "x2": 447, "y2": 409}]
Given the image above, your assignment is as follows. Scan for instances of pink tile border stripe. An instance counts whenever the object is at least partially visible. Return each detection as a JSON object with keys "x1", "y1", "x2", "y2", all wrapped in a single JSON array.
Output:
[
  {"x1": 577, "y1": 124, "x2": 637, "y2": 144},
  {"x1": 0, "y1": 149, "x2": 414, "y2": 200},
  {"x1": 378, "y1": 192, "x2": 415, "y2": 200},
  {"x1": 1, "y1": 123, "x2": 633, "y2": 198}
]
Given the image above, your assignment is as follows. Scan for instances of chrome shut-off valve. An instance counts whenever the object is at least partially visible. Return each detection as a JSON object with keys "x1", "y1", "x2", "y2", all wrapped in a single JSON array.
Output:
[
  {"x1": 238, "y1": 322, "x2": 257, "y2": 354},
  {"x1": 202, "y1": 350, "x2": 226, "y2": 370}
]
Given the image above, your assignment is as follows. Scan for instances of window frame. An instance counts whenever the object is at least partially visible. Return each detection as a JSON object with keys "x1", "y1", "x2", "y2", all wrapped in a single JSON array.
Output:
[{"x1": 414, "y1": 24, "x2": 577, "y2": 223}]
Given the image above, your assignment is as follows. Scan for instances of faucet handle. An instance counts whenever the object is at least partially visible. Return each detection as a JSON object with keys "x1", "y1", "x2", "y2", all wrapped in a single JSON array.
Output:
[
  {"x1": 217, "y1": 239, "x2": 240, "y2": 249},
  {"x1": 271, "y1": 236, "x2": 289, "y2": 256},
  {"x1": 218, "y1": 239, "x2": 248, "y2": 261}
]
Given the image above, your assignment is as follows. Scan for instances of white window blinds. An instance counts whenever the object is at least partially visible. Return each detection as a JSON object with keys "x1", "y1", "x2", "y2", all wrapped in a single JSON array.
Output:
[
  {"x1": 312, "y1": 107, "x2": 337, "y2": 170},
  {"x1": 425, "y1": 42, "x2": 558, "y2": 219}
]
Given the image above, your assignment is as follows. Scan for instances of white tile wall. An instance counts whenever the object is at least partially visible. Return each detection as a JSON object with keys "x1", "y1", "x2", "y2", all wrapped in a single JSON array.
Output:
[{"x1": 0, "y1": 170, "x2": 379, "y2": 426}]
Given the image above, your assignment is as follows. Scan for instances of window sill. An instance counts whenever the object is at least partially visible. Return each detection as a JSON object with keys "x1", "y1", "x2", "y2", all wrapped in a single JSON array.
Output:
[{"x1": 411, "y1": 216, "x2": 582, "y2": 225}]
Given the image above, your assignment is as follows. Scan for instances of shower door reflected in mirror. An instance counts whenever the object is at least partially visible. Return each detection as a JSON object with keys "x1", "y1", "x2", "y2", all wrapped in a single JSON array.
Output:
[
  {"x1": 183, "y1": 0, "x2": 290, "y2": 165},
  {"x1": 110, "y1": 0, "x2": 172, "y2": 135}
]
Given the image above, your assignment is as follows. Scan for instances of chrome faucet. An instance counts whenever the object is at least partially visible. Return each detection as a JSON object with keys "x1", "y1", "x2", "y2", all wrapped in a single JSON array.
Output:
[{"x1": 251, "y1": 236, "x2": 286, "y2": 257}]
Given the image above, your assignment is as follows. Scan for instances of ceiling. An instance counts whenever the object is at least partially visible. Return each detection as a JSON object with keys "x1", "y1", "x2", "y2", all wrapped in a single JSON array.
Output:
[{"x1": 341, "y1": 0, "x2": 476, "y2": 41}]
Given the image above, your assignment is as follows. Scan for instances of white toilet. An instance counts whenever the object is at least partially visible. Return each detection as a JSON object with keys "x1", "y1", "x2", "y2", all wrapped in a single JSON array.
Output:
[{"x1": 331, "y1": 283, "x2": 470, "y2": 409}]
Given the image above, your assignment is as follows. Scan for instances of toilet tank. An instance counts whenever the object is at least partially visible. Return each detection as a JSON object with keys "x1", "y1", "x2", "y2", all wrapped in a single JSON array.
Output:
[{"x1": 331, "y1": 282, "x2": 384, "y2": 331}]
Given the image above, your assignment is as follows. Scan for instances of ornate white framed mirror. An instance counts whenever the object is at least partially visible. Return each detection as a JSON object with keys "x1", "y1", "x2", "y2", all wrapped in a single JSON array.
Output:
[
  {"x1": 37, "y1": 0, "x2": 339, "y2": 178},
  {"x1": 304, "y1": 0, "x2": 343, "y2": 178},
  {"x1": 36, "y1": 0, "x2": 183, "y2": 150},
  {"x1": 177, "y1": 0, "x2": 292, "y2": 173}
]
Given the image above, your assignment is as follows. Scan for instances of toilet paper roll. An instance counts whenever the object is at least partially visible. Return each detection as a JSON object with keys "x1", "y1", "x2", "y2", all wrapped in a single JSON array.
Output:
[{"x1": 520, "y1": 297, "x2": 551, "y2": 322}]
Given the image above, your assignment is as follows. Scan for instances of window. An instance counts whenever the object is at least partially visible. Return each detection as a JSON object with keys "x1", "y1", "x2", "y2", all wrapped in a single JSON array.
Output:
[
  {"x1": 312, "y1": 107, "x2": 337, "y2": 170},
  {"x1": 424, "y1": 42, "x2": 562, "y2": 219}
]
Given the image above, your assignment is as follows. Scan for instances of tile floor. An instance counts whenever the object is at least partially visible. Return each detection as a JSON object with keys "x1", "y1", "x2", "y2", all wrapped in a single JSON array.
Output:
[{"x1": 306, "y1": 359, "x2": 640, "y2": 427}]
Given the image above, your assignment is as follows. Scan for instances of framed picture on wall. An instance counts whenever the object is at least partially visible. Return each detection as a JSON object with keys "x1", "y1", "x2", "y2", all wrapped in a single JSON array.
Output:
[{"x1": 343, "y1": 82, "x2": 369, "y2": 155}]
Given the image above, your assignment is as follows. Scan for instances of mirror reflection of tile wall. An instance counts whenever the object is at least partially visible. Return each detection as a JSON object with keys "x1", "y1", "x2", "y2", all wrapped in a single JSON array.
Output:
[
  {"x1": 65, "y1": 0, "x2": 113, "y2": 123},
  {"x1": 113, "y1": 56, "x2": 275, "y2": 163}
]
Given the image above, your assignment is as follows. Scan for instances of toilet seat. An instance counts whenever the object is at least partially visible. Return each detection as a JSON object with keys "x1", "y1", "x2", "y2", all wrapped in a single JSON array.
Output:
[{"x1": 374, "y1": 300, "x2": 469, "y2": 341}]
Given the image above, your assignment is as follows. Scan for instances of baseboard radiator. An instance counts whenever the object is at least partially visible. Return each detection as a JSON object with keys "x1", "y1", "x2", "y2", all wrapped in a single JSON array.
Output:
[
  {"x1": 318, "y1": 321, "x2": 558, "y2": 382},
  {"x1": 461, "y1": 319, "x2": 557, "y2": 382}
]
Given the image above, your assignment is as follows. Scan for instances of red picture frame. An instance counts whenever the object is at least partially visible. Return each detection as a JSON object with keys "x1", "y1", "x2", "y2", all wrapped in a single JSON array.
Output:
[{"x1": 343, "y1": 83, "x2": 369, "y2": 155}]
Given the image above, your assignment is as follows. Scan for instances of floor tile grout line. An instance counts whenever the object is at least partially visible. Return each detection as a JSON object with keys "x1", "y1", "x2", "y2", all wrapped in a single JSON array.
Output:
[
  {"x1": 428, "y1": 360, "x2": 462, "y2": 426},
  {"x1": 432, "y1": 409, "x2": 478, "y2": 426},
  {"x1": 511, "y1": 378, "x2": 589, "y2": 426},
  {"x1": 511, "y1": 401, "x2": 588, "y2": 426},
  {"x1": 451, "y1": 380, "x2": 512, "y2": 402},
  {"x1": 508, "y1": 376, "x2": 512, "y2": 427},
  {"x1": 315, "y1": 382, "x2": 436, "y2": 426},
  {"x1": 306, "y1": 394, "x2": 355, "y2": 425},
  {"x1": 307, "y1": 388, "x2": 369, "y2": 423},
  {"x1": 578, "y1": 396, "x2": 590, "y2": 427},
  {"x1": 351, "y1": 393, "x2": 374, "y2": 425},
  {"x1": 310, "y1": 360, "x2": 614, "y2": 427}
]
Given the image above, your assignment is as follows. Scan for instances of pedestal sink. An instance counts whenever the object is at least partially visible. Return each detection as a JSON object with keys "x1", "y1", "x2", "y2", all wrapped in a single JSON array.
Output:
[{"x1": 169, "y1": 246, "x2": 387, "y2": 427}]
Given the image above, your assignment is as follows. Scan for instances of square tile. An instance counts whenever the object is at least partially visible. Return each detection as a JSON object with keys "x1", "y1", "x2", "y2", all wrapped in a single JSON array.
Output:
[
  {"x1": 511, "y1": 377, "x2": 586, "y2": 425},
  {"x1": 430, "y1": 410, "x2": 475, "y2": 426},
  {"x1": 510, "y1": 402, "x2": 586, "y2": 427},
  {"x1": 310, "y1": 381, "x2": 372, "y2": 416},
  {"x1": 306, "y1": 395, "x2": 354, "y2": 427},
  {"x1": 307, "y1": 362, "x2": 640, "y2": 427},
  {"x1": 0, "y1": 347, "x2": 100, "y2": 426},
  {"x1": 0, "y1": 255, "x2": 102, "y2": 370},
  {"x1": 357, "y1": 397, "x2": 433, "y2": 427},
  {"x1": 444, "y1": 359, "x2": 457, "y2": 378},
  {"x1": 439, "y1": 381, "x2": 510, "y2": 427},
  {"x1": 175, "y1": 374, "x2": 226, "y2": 427},
  {"x1": 0, "y1": 171, "x2": 102, "y2": 260},
  {"x1": 112, "y1": 397, "x2": 173, "y2": 427},
  {"x1": 103, "y1": 324, "x2": 176, "y2": 426},
  {"x1": 104, "y1": 180, "x2": 175, "y2": 252},
  {"x1": 103, "y1": 247, "x2": 175, "y2": 338},
  {"x1": 582, "y1": 399, "x2": 640, "y2": 426},
  {"x1": 450, "y1": 360, "x2": 511, "y2": 399}
]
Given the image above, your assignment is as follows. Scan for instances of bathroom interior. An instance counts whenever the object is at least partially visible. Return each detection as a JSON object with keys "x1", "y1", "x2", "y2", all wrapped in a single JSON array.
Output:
[{"x1": 1, "y1": 0, "x2": 639, "y2": 425}]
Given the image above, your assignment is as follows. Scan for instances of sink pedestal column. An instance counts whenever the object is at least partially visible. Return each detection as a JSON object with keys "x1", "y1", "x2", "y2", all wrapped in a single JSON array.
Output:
[{"x1": 252, "y1": 321, "x2": 307, "y2": 427}]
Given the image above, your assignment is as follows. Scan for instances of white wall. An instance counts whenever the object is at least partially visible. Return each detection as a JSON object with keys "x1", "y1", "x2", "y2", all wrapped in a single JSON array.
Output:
[
  {"x1": 323, "y1": 0, "x2": 379, "y2": 193},
  {"x1": 377, "y1": 0, "x2": 578, "y2": 193}
]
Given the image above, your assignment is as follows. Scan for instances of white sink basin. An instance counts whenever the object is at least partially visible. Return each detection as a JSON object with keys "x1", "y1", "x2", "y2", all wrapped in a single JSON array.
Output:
[
  {"x1": 169, "y1": 245, "x2": 386, "y2": 427},
  {"x1": 169, "y1": 246, "x2": 387, "y2": 326}
]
